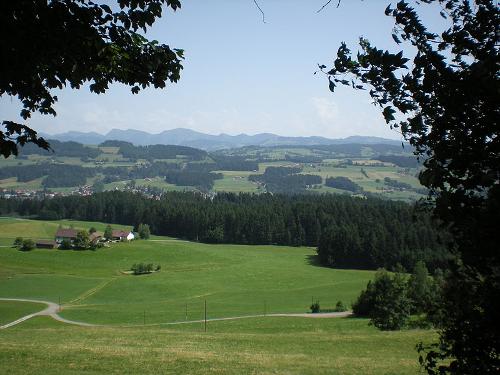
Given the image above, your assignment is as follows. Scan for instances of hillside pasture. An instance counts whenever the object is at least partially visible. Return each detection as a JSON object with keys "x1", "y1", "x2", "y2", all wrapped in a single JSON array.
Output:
[{"x1": 0, "y1": 218, "x2": 372, "y2": 326}]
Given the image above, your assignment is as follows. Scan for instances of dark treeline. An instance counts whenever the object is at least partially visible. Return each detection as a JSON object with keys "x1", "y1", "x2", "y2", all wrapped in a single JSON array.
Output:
[
  {"x1": 284, "y1": 154, "x2": 324, "y2": 163},
  {"x1": 19, "y1": 139, "x2": 100, "y2": 158},
  {"x1": 100, "y1": 141, "x2": 207, "y2": 161},
  {"x1": 384, "y1": 177, "x2": 413, "y2": 190},
  {"x1": 249, "y1": 166, "x2": 322, "y2": 193},
  {"x1": 100, "y1": 162, "x2": 181, "y2": 183},
  {"x1": 0, "y1": 191, "x2": 450, "y2": 271},
  {"x1": 0, "y1": 164, "x2": 95, "y2": 187},
  {"x1": 210, "y1": 155, "x2": 259, "y2": 171},
  {"x1": 376, "y1": 155, "x2": 420, "y2": 168},
  {"x1": 164, "y1": 170, "x2": 223, "y2": 191},
  {"x1": 325, "y1": 176, "x2": 363, "y2": 192}
]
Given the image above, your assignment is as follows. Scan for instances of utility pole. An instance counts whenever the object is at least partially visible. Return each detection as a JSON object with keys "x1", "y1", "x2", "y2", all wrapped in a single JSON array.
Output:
[
  {"x1": 185, "y1": 303, "x2": 188, "y2": 321},
  {"x1": 204, "y1": 299, "x2": 207, "y2": 332}
]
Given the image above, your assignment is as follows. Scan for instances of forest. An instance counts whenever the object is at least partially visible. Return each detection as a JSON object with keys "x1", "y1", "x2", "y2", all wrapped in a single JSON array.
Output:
[
  {"x1": 0, "y1": 191, "x2": 450, "y2": 271},
  {"x1": 249, "y1": 166, "x2": 322, "y2": 193}
]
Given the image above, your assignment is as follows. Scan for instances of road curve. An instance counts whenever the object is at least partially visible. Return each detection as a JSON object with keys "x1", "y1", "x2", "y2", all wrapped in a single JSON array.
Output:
[
  {"x1": 0, "y1": 298, "x2": 96, "y2": 329},
  {"x1": 1, "y1": 297, "x2": 352, "y2": 329}
]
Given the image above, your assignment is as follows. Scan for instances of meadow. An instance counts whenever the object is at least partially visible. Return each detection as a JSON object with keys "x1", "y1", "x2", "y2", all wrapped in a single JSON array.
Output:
[{"x1": 0, "y1": 218, "x2": 435, "y2": 373}]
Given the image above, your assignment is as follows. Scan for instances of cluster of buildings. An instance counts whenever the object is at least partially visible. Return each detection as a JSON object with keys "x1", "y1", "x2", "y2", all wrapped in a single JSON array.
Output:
[{"x1": 34, "y1": 228, "x2": 135, "y2": 249}]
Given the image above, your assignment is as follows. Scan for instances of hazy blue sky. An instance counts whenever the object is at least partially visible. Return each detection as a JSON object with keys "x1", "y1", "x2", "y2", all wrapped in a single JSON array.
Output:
[{"x1": 1, "y1": 1, "x2": 444, "y2": 139}]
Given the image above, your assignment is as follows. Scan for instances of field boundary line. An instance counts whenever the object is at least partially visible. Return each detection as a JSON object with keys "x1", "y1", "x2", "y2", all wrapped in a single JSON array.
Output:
[{"x1": 66, "y1": 277, "x2": 117, "y2": 305}]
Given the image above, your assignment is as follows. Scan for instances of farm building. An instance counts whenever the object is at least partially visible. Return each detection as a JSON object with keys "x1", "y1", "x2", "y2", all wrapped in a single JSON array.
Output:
[
  {"x1": 55, "y1": 228, "x2": 78, "y2": 244},
  {"x1": 111, "y1": 230, "x2": 135, "y2": 241},
  {"x1": 35, "y1": 240, "x2": 58, "y2": 249},
  {"x1": 90, "y1": 232, "x2": 103, "y2": 243}
]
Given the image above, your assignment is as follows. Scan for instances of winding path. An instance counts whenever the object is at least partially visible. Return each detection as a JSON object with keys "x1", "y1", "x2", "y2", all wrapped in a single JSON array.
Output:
[
  {"x1": 0, "y1": 297, "x2": 352, "y2": 329},
  {"x1": 0, "y1": 298, "x2": 96, "y2": 329}
]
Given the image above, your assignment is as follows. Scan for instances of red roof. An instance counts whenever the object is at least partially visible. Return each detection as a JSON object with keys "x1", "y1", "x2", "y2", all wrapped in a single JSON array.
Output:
[
  {"x1": 111, "y1": 229, "x2": 130, "y2": 238},
  {"x1": 55, "y1": 228, "x2": 79, "y2": 238}
]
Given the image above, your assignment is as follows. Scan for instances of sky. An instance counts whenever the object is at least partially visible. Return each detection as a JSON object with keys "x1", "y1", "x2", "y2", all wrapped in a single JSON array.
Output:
[{"x1": 1, "y1": 1, "x2": 445, "y2": 139}]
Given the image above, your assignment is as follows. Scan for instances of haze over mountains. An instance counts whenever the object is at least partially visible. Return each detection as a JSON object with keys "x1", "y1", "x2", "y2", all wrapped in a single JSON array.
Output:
[{"x1": 42, "y1": 128, "x2": 402, "y2": 151}]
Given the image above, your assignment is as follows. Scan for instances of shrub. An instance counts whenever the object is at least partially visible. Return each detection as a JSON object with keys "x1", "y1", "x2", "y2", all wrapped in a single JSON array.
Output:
[
  {"x1": 13, "y1": 237, "x2": 23, "y2": 248},
  {"x1": 137, "y1": 223, "x2": 151, "y2": 239},
  {"x1": 59, "y1": 239, "x2": 72, "y2": 250},
  {"x1": 334, "y1": 301, "x2": 347, "y2": 312},
  {"x1": 20, "y1": 239, "x2": 35, "y2": 251},
  {"x1": 131, "y1": 263, "x2": 159, "y2": 275},
  {"x1": 310, "y1": 301, "x2": 320, "y2": 313}
]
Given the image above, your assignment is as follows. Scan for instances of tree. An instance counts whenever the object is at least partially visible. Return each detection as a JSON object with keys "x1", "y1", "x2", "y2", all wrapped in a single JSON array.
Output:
[
  {"x1": 20, "y1": 238, "x2": 35, "y2": 251},
  {"x1": 323, "y1": 1, "x2": 499, "y2": 372},
  {"x1": 59, "y1": 238, "x2": 72, "y2": 250},
  {"x1": 104, "y1": 225, "x2": 113, "y2": 240},
  {"x1": 407, "y1": 261, "x2": 432, "y2": 314},
  {"x1": 13, "y1": 237, "x2": 23, "y2": 248},
  {"x1": 74, "y1": 230, "x2": 91, "y2": 249},
  {"x1": 88, "y1": 227, "x2": 97, "y2": 234},
  {"x1": 1, "y1": 0, "x2": 184, "y2": 157},
  {"x1": 354, "y1": 269, "x2": 412, "y2": 331},
  {"x1": 137, "y1": 223, "x2": 151, "y2": 240}
]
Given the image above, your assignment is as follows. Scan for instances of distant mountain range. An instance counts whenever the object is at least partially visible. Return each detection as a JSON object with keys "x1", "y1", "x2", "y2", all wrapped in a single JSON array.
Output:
[{"x1": 41, "y1": 128, "x2": 403, "y2": 151}]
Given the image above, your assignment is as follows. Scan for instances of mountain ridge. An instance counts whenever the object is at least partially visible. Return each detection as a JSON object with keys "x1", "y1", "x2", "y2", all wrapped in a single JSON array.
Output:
[{"x1": 41, "y1": 128, "x2": 403, "y2": 151}]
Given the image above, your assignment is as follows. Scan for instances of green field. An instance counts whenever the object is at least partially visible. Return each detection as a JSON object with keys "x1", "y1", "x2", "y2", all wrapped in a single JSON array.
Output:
[
  {"x1": 0, "y1": 300, "x2": 45, "y2": 325},
  {"x1": 0, "y1": 218, "x2": 435, "y2": 373},
  {"x1": 0, "y1": 143, "x2": 426, "y2": 201}
]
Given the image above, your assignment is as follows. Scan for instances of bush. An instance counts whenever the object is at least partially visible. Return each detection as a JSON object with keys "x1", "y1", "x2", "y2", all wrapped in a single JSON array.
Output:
[
  {"x1": 137, "y1": 223, "x2": 151, "y2": 239},
  {"x1": 59, "y1": 239, "x2": 72, "y2": 250},
  {"x1": 131, "y1": 263, "x2": 159, "y2": 275},
  {"x1": 334, "y1": 301, "x2": 347, "y2": 312},
  {"x1": 13, "y1": 237, "x2": 23, "y2": 248},
  {"x1": 20, "y1": 239, "x2": 35, "y2": 251},
  {"x1": 310, "y1": 301, "x2": 320, "y2": 313}
]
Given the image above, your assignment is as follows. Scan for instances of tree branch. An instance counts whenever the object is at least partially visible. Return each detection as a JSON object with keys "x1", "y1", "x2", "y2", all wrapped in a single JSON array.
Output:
[
  {"x1": 317, "y1": 0, "x2": 341, "y2": 14},
  {"x1": 253, "y1": 0, "x2": 266, "y2": 23}
]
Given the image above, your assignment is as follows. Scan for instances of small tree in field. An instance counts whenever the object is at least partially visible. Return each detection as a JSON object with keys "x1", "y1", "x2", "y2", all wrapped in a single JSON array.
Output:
[
  {"x1": 353, "y1": 269, "x2": 412, "y2": 330},
  {"x1": 104, "y1": 225, "x2": 113, "y2": 241},
  {"x1": 310, "y1": 301, "x2": 321, "y2": 313},
  {"x1": 335, "y1": 301, "x2": 347, "y2": 312},
  {"x1": 59, "y1": 239, "x2": 72, "y2": 250},
  {"x1": 137, "y1": 223, "x2": 151, "y2": 240},
  {"x1": 74, "y1": 230, "x2": 90, "y2": 249},
  {"x1": 20, "y1": 239, "x2": 35, "y2": 251},
  {"x1": 13, "y1": 237, "x2": 23, "y2": 248}
]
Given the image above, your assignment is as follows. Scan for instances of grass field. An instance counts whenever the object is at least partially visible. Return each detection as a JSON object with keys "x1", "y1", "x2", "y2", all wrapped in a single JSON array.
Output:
[
  {"x1": 0, "y1": 218, "x2": 373, "y2": 325},
  {"x1": 0, "y1": 315, "x2": 435, "y2": 375},
  {"x1": 0, "y1": 300, "x2": 45, "y2": 325},
  {"x1": 0, "y1": 218, "x2": 435, "y2": 373}
]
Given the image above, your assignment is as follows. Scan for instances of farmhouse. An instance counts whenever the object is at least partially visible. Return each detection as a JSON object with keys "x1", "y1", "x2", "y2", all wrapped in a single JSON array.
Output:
[
  {"x1": 55, "y1": 228, "x2": 78, "y2": 243},
  {"x1": 111, "y1": 230, "x2": 135, "y2": 241},
  {"x1": 89, "y1": 232, "x2": 103, "y2": 243},
  {"x1": 35, "y1": 240, "x2": 58, "y2": 249}
]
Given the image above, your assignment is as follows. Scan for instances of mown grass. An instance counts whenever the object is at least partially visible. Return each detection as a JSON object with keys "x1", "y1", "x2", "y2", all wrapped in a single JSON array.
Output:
[
  {"x1": 0, "y1": 218, "x2": 436, "y2": 374},
  {"x1": 0, "y1": 315, "x2": 435, "y2": 375},
  {"x1": 0, "y1": 218, "x2": 372, "y2": 325},
  {"x1": 0, "y1": 300, "x2": 45, "y2": 325}
]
